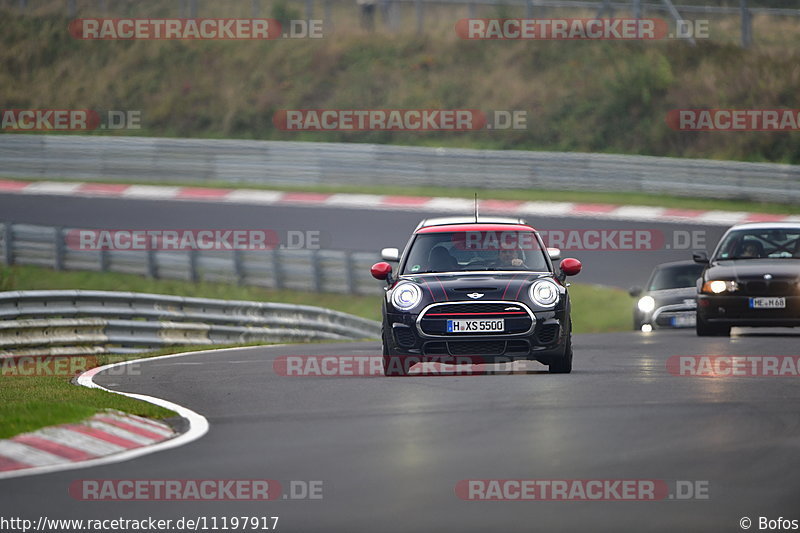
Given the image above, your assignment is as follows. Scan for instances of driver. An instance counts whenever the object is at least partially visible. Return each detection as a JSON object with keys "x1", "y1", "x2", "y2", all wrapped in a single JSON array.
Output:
[{"x1": 494, "y1": 248, "x2": 527, "y2": 269}]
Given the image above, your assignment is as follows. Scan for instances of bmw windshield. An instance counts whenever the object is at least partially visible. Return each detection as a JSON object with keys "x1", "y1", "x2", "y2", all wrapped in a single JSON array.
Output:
[{"x1": 713, "y1": 228, "x2": 800, "y2": 261}]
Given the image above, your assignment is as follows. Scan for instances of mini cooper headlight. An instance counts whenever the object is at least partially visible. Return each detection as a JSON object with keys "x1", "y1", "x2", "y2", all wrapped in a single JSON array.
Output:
[
  {"x1": 529, "y1": 280, "x2": 560, "y2": 307},
  {"x1": 637, "y1": 295, "x2": 656, "y2": 313},
  {"x1": 702, "y1": 280, "x2": 738, "y2": 294},
  {"x1": 391, "y1": 283, "x2": 423, "y2": 311}
]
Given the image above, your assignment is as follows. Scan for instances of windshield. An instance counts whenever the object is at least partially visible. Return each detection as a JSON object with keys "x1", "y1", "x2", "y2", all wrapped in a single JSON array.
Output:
[
  {"x1": 713, "y1": 229, "x2": 800, "y2": 261},
  {"x1": 401, "y1": 231, "x2": 549, "y2": 274},
  {"x1": 648, "y1": 263, "x2": 704, "y2": 291}
]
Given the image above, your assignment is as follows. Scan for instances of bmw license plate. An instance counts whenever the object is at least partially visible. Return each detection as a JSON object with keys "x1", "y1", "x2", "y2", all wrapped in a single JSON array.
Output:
[
  {"x1": 671, "y1": 314, "x2": 696, "y2": 327},
  {"x1": 447, "y1": 319, "x2": 504, "y2": 333},
  {"x1": 749, "y1": 297, "x2": 786, "y2": 309}
]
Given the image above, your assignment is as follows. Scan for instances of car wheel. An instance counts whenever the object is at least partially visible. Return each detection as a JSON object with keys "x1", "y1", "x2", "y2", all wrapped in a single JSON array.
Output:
[
  {"x1": 696, "y1": 316, "x2": 731, "y2": 337},
  {"x1": 382, "y1": 326, "x2": 411, "y2": 376},
  {"x1": 548, "y1": 323, "x2": 573, "y2": 374}
]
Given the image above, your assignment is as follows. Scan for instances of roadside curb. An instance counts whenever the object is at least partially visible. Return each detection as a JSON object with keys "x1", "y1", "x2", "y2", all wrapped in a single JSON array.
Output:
[
  {"x1": 0, "y1": 350, "x2": 211, "y2": 480},
  {"x1": 0, "y1": 410, "x2": 177, "y2": 475},
  {"x1": 1, "y1": 178, "x2": 797, "y2": 226}
]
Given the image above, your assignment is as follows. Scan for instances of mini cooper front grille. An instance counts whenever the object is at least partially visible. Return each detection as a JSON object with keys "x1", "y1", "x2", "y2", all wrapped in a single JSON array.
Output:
[
  {"x1": 425, "y1": 303, "x2": 528, "y2": 315},
  {"x1": 418, "y1": 302, "x2": 534, "y2": 336}
]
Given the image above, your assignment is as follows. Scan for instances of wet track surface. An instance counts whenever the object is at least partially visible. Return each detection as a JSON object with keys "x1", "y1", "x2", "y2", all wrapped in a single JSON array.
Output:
[{"x1": 2, "y1": 329, "x2": 799, "y2": 532}]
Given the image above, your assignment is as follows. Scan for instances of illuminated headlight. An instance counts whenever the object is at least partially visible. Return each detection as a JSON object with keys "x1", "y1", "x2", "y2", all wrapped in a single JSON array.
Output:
[
  {"x1": 637, "y1": 295, "x2": 656, "y2": 313},
  {"x1": 702, "y1": 280, "x2": 738, "y2": 294},
  {"x1": 529, "y1": 280, "x2": 560, "y2": 307},
  {"x1": 391, "y1": 283, "x2": 422, "y2": 311}
]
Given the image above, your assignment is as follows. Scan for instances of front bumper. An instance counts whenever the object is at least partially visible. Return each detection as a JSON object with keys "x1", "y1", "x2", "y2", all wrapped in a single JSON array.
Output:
[
  {"x1": 697, "y1": 294, "x2": 800, "y2": 327},
  {"x1": 385, "y1": 307, "x2": 567, "y2": 362},
  {"x1": 651, "y1": 304, "x2": 697, "y2": 329}
]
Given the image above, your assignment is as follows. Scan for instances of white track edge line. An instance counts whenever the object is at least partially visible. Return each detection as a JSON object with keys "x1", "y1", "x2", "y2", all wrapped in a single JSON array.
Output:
[{"x1": 0, "y1": 347, "x2": 253, "y2": 480}]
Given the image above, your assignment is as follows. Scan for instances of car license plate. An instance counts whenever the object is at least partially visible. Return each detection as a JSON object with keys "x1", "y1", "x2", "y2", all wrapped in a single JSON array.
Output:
[
  {"x1": 671, "y1": 314, "x2": 696, "y2": 327},
  {"x1": 749, "y1": 297, "x2": 786, "y2": 309},
  {"x1": 447, "y1": 319, "x2": 504, "y2": 333}
]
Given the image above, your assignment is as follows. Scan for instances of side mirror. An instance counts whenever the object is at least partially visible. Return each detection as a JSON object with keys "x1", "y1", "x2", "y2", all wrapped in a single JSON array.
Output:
[
  {"x1": 371, "y1": 262, "x2": 393, "y2": 281},
  {"x1": 560, "y1": 257, "x2": 582, "y2": 277},
  {"x1": 547, "y1": 248, "x2": 561, "y2": 261},
  {"x1": 629, "y1": 286, "x2": 643, "y2": 298},
  {"x1": 381, "y1": 248, "x2": 400, "y2": 262},
  {"x1": 693, "y1": 251, "x2": 709, "y2": 264}
]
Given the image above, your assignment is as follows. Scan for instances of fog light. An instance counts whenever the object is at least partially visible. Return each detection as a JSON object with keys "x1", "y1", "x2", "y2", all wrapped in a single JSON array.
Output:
[{"x1": 641, "y1": 324, "x2": 653, "y2": 333}]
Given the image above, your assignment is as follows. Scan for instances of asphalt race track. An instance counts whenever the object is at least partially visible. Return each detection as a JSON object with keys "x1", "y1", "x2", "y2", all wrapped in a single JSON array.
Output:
[
  {"x1": 0, "y1": 193, "x2": 728, "y2": 288},
  {"x1": 2, "y1": 331, "x2": 800, "y2": 532}
]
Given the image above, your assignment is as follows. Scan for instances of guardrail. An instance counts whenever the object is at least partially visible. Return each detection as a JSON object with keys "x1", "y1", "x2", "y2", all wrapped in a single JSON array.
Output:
[
  {"x1": 0, "y1": 222, "x2": 383, "y2": 296},
  {"x1": 2, "y1": 135, "x2": 799, "y2": 203},
  {"x1": 0, "y1": 290, "x2": 382, "y2": 356}
]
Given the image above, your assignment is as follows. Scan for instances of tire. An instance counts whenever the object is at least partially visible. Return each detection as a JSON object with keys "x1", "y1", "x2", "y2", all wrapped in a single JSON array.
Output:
[
  {"x1": 382, "y1": 325, "x2": 411, "y2": 377},
  {"x1": 696, "y1": 316, "x2": 731, "y2": 337},
  {"x1": 548, "y1": 323, "x2": 573, "y2": 374}
]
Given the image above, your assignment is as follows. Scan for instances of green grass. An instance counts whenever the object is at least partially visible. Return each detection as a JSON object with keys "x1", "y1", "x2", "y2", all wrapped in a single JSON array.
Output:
[
  {"x1": 0, "y1": 381, "x2": 175, "y2": 439},
  {"x1": 568, "y1": 283, "x2": 631, "y2": 334}
]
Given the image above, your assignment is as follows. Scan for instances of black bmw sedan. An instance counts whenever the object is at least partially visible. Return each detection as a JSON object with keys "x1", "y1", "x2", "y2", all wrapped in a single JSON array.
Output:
[{"x1": 694, "y1": 222, "x2": 800, "y2": 336}]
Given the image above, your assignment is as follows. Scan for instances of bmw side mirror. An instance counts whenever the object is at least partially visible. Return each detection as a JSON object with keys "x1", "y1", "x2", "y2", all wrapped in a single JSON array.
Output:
[{"x1": 692, "y1": 251, "x2": 709, "y2": 264}]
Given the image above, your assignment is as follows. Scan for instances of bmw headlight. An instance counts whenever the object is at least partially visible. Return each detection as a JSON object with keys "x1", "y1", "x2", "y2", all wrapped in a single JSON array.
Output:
[
  {"x1": 637, "y1": 295, "x2": 656, "y2": 313},
  {"x1": 701, "y1": 280, "x2": 738, "y2": 294},
  {"x1": 529, "y1": 280, "x2": 560, "y2": 307},
  {"x1": 391, "y1": 282, "x2": 423, "y2": 311}
]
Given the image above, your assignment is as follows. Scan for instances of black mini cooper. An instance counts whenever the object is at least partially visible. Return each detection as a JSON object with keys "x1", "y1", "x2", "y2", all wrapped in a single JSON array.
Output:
[
  {"x1": 370, "y1": 217, "x2": 582, "y2": 376},
  {"x1": 694, "y1": 222, "x2": 800, "y2": 336}
]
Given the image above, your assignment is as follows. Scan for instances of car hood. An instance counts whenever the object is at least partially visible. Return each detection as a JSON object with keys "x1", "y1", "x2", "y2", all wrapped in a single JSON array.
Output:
[
  {"x1": 647, "y1": 287, "x2": 697, "y2": 306},
  {"x1": 705, "y1": 259, "x2": 800, "y2": 282},
  {"x1": 400, "y1": 272, "x2": 552, "y2": 302}
]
